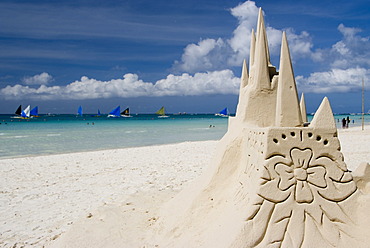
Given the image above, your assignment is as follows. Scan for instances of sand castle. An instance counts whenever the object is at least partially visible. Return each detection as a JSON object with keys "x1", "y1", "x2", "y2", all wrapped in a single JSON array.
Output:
[
  {"x1": 48, "y1": 8, "x2": 370, "y2": 248},
  {"x1": 148, "y1": 8, "x2": 370, "y2": 248}
]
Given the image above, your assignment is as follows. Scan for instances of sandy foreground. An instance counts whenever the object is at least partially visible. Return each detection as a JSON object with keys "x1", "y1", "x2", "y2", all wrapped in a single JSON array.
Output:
[{"x1": 0, "y1": 126, "x2": 369, "y2": 248}]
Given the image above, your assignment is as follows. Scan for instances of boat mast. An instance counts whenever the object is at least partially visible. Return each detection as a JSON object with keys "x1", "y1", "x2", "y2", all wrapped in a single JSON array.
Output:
[{"x1": 362, "y1": 77, "x2": 365, "y2": 131}]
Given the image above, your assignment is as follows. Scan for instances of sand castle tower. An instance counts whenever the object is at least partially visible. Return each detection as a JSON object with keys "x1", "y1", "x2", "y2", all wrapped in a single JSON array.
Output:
[{"x1": 151, "y1": 8, "x2": 370, "y2": 248}]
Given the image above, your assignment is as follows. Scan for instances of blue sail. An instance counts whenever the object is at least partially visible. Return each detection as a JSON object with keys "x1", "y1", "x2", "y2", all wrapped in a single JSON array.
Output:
[
  {"x1": 219, "y1": 108, "x2": 228, "y2": 116},
  {"x1": 108, "y1": 106, "x2": 120, "y2": 117},
  {"x1": 77, "y1": 106, "x2": 83, "y2": 116},
  {"x1": 30, "y1": 106, "x2": 38, "y2": 116},
  {"x1": 21, "y1": 111, "x2": 27, "y2": 118},
  {"x1": 97, "y1": 109, "x2": 101, "y2": 116}
]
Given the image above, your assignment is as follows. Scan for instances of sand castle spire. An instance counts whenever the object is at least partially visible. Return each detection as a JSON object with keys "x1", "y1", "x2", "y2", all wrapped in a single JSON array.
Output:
[
  {"x1": 255, "y1": 8, "x2": 270, "y2": 65},
  {"x1": 241, "y1": 59, "x2": 249, "y2": 88},
  {"x1": 275, "y1": 31, "x2": 303, "y2": 127},
  {"x1": 232, "y1": 9, "x2": 277, "y2": 127},
  {"x1": 310, "y1": 97, "x2": 336, "y2": 130},
  {"x1": 235, "y1": 59, "x2": 249, "y2": 119},
  {"x1": 253, "y1": 20, "x2": 271, "y2": 90},
  {"x1": 300, "y1": 93, "x2": 308, "y2": 123},
  {"x1": 249, "y1": 29, "x2": 256, "y2": 70}
]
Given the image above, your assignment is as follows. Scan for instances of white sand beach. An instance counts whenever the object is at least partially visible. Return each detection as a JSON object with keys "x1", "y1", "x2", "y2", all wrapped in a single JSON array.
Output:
[
  {"x1": 0, "y1": 126, "x2": 369, "y2": 248},
  {"x1": 0, "y1": 141, "x2": 217, "y2": 248}
]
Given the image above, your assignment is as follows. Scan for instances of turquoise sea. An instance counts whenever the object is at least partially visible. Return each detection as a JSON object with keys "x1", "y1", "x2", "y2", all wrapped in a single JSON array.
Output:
[
  {"x1": 0, "y1": 113, "x2": 369, "y2": 159},
  {"x1": 0, "y1": 114, "x2": 229, "y2": 159}
]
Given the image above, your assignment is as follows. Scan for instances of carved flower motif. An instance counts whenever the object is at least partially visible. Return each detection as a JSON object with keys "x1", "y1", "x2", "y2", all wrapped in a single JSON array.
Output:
[
  {"x1": 251, "y1": 133, "x2": 358, "y2": 247},
  {"x1": 258, "y1": 145, "x2": 356, "y2": 206},
  {"x1": 275, "y1": 148, "x2": 326, "y2": 203}
]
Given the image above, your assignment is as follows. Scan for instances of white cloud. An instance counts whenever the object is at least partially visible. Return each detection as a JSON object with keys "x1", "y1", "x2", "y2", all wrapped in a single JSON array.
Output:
[
  {"x1": 227, "y1": 1, "x2": 259, "y2": 66},
  {"x1": 172, "y1": 1, "x2": 260, "y2": 72},
  {"x1": 153, "y1": 70, "x2": 239, "y2": 96},
  {"x1": 173, "y1": 38, "x2": 229, "y2": 73},
  {"x1": 294, "y1": 23, "x2": 370, "y2": 94},
  {"x1": 22, "y1": 72, "x2": 53, "y2": 85},
  {"x1": 332, "y1": 41, "x2": 350, "y2": 56},
  {"x1": 63, "y1": 74, "x2": 154, "y2": 99},
  {"x1": 0, "y1": 70, "x2": 240, "y2": 100},
  {"x1": 337, "y1": 24, "x2": 361, "y2": 38},
  {"x1": 285, "y1": 29, "x2": 320, "y2": 60},
  {"x1": 328, "y1": 24, "x2": 370, "y2": 69},
  {"x1": 296, "y1": 67, "x2": 369, "y2": 93},
  {"x1": 173, "y1": 1, "x2": 317, "y2": 73},
  {"x1": 1, "y1": 84, "x2": 61, "y2": 100}
]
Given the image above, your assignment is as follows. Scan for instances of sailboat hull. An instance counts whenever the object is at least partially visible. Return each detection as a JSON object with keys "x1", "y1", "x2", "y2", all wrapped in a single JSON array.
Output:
[
  {"x1": 215, "y1": 114, "x2": 228, "y2": 117},
  {"x1": 11, "y1": 116, "x2": 26, "y2": 119}
]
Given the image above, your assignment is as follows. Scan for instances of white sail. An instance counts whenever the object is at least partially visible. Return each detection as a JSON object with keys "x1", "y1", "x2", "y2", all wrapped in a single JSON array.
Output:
[{"x1": 21, "y1": 105, "x2": 31, "y2": 118}]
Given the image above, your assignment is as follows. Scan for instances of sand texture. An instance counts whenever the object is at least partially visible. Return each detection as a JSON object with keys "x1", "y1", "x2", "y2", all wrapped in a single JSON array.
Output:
[
  {"x1": 0, "y1": 141, "x2": 216, "y2": 248},
  {"x1": 0, "y1": 127, "x2": 369, "y2": 248}
]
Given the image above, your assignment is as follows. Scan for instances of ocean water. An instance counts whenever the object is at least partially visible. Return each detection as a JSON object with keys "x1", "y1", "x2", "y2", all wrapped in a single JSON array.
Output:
[
  {"x1": 0, "y1": 114, "x2": 229, "y2": 159},
  {"x1": 0, "y1": 114, "x2": 369, "y2": 159}
]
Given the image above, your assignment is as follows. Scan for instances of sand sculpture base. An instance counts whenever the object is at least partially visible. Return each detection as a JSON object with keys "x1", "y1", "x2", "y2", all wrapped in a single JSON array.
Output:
[{"x1": 149, "y1": 123, "x2": 369, "y2": 248}]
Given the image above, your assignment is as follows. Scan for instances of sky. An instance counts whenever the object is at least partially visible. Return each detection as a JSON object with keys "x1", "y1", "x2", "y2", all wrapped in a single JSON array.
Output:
[{"x1": 0, "y1": 0, "x2": 369, "y2": 114}]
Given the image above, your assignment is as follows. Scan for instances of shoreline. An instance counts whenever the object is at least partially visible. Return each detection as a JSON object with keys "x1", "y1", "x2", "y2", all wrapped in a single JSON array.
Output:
[
  {"x1": 1, "y1": 123, "x2": 368, "y2": 160},
  {"x1": 1, "y1": 126, "x2": 369, "y2": 247},
  {"x1": 0, "y1": 139, "x2": 221, "y2": 161}
]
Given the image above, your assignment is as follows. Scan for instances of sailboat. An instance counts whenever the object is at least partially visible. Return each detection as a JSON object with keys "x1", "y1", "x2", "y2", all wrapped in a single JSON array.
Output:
[
  {"x1": 11, "y1": 105, "x2": 25, "y2": 119},
  {"x1": 77, "y1": 106, "x2": 83, "y2": 116},
  {"x1": 91, "y1": 109, "x2": 102, "y2": 117},
  {"x1": 30, "y1": 106, "x2": 39, "y2": 117},
  {"x1": 121, "y1": 107, "x2": 132, "y2": 118},
  {"x1": 11, "y1": 105, "x2": 22, "y2": 118},
  {"x1": 21, "y1": 105, "x2": 31, "y2": 119},
  {"x1": 155, "y1": 106, "x2": 169, "y2": 118},
  {"x1": 107, "y1": 106, "x2": 121, "y2": 118},
  {"x1": 215, "y1": 107, "x2": 229, "y2": 117}
]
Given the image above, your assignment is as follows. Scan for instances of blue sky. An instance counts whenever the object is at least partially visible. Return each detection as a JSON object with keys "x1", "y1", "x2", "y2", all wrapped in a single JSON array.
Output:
[{"x1": 0, "y1": 0, "x2": 369, "y2": 114}]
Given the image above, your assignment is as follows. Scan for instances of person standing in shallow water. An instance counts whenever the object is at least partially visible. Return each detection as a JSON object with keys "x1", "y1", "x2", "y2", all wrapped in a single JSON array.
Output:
[{"x1": 342, "y1": 118, "x2": 346, "y2": 128}]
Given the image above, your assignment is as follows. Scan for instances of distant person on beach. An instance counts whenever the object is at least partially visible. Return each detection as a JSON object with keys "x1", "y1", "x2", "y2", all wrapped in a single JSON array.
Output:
[
  {"x1": 346, "y1": 116, "x2": 350, "y2": 128},
  {"x1": 342, "y1": 118, "x2": 346, "y2": 128}
]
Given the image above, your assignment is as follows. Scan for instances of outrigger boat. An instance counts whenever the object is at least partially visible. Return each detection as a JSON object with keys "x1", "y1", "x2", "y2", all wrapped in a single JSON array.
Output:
[
  {"x1": 155, "y1": 106, "x2": 169, "y2": 118},
  {"x1": 108, "y1": 106, "x2": 121, "y2": 118},
  {"x1": 215, "y1": 107, "x2": 229, "y2": 117},
  {"x1": 121, "y1": 107, "x2": 132, "y2": 118},
  {"x1": 30, "y1": 106, "x2": 39, "y2": 117}
]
